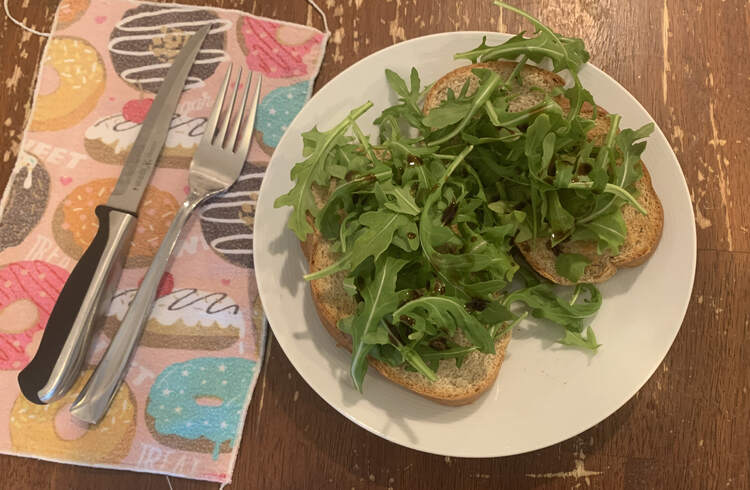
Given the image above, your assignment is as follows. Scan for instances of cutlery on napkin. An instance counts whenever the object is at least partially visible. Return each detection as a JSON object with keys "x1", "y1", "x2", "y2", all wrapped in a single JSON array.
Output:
[{"x1": 18, "y1": 25, "x2": 211, "y2": 404}]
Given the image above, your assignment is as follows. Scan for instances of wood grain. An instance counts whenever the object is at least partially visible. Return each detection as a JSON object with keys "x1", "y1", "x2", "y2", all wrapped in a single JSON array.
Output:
[{"x1": 1, "y1": 0, "x2": 748, "y2": 489}]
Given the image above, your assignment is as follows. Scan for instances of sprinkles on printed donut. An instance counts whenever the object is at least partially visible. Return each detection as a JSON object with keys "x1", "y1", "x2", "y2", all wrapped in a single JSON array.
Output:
[
  {"x1": 255, "y1": 81, "x2": 310, "y2": 150},
  {"x1": 146, "y1": 357, "x2": 256, "y2": 459},
  {"x1": 0, "y1": 261, "x2": 68, "y2": 370},
  {"x1": 31, "y1": 37, "x2": 106, "y2": 131},
  {"x1": 0, "y1": 152, "x2": 50, "y2": 252},
  {"x1": 53, "y1": 178, "x2": 179, "y2": 268},
  {"x1": 237, "y1": 16, "x2": 324, "y2": 78}
]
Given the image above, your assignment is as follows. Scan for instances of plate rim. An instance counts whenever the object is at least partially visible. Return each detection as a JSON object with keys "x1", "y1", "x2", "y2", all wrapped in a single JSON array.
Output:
[{"x1": 254, "y1": 30, "x2": 697, "y2": 457}]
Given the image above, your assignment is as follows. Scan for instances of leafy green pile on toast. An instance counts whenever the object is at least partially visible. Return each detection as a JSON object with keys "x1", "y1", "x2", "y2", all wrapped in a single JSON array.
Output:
[{"x1": 276, "y1": 2, "x2": 652, "y2": 391}]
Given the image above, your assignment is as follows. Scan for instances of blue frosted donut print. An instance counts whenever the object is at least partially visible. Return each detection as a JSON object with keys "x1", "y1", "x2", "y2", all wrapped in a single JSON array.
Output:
[
  {"x1": 256, "y1": 81, "x2": 309, "y2": 148},
  {"x1": 147, "y1": 357, "x2": 256, "y2": 459}
]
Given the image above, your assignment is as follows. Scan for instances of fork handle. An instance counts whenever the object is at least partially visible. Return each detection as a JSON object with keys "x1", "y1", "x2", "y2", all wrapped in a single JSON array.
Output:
[{"x1": 70, "y1": 192, "x2": 203, "y2": 424}]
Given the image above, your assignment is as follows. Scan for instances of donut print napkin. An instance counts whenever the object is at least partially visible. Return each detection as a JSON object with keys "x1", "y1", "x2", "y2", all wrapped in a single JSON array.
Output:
[{"x1": 0, "y1": 0, "x2": 327, "y2": 484}]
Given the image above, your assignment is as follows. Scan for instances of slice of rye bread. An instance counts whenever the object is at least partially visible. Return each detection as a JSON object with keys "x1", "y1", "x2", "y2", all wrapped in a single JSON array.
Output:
[
  {"x1": 303, "y1": 225, "x2": 512, "y2": 406},
  {"x1": 423, "y1": 60, "x2": 663, "y2": 285}
]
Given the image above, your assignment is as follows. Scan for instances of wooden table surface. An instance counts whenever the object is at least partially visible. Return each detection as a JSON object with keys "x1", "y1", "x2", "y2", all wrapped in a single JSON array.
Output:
[{"x1": 1, "y1": 0, "x2": 748, "y2": 488}]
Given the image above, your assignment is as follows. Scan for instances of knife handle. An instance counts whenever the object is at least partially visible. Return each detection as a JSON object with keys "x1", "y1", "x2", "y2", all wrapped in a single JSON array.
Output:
[
  {"x1": 71, "y1": 195, "x2": 201, "y2": 424},
  {"x1": 18, "y1": 205, "x2": 137, "y2": 404}
]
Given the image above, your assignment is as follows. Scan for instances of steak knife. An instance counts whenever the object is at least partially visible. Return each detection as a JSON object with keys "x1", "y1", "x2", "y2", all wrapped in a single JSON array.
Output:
[{"x1": 18, "y1": 25, "x2": 211, "y2": 404}]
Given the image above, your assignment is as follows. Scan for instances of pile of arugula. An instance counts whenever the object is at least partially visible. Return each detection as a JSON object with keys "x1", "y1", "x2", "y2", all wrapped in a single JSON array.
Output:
[{"x1": 275, "y1": 2, "x2": 653, "y2": 392}]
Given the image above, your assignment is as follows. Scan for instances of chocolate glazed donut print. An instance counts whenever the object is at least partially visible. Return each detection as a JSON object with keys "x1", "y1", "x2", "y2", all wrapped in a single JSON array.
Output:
[
  {"x1": 0, "y1": 152, "x2": 50, "y2": 252},
  {"x1": 200, "y1": 162, "x2": 265, "y2": 269},
  {"x1": 109, "y1": 4, "x2": 230, "y2": 93},
  {"x1": 102, "y1": 286, "x2": 245, "y2": 351}
]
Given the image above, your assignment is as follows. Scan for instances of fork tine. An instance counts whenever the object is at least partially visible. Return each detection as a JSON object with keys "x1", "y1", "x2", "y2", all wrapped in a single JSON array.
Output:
[
  {"x1": 236, "y1": 73, "x2": 262, "y2": 158},
  {"x1": 227, "y1": 72, "x2": 253, "y2": 152},
  {"x1": 215, "y1": 67, "x2": 242, "y2": 146},
  {"x1": 201, "y1": 64, "x2": 232, "y2": 146}
]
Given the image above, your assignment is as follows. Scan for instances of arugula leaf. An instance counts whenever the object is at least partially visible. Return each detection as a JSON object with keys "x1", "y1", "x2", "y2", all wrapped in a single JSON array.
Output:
[
  {"x1": 455, "y1": 3, "x2": 590, "y2": 73},
  {"x1": 385, "y1": 68, "x2": 422, "y2": 114},
  {"x1": 422, "y1": 86, "x2": 473, "y2": 129},
  {"x1": 503, "y1": 283, "x2": 601, "y2": 332},
  {"x1": 590, "y1": 114, "x2": 621, "y2": 193},
  {"x1": 416, "y1": 345, "x2": 478, "y2": 362},
  {"x1": 393, "y1": 296, "x2": 495, "y2": 354},
  {"x1": 555, "y1": 253, "x2": 590, "y2": 283},
  {"x1": 418, "y1": 147, "x2": 485, "y2": 298},
  {"x1": 380, "y1": 181, "x2": 421, "y2": 216},
  {"x1": 477, "y1": 301, "x2": 515, "y2": 325},
  {"x1": 558, "y1": 326, "x2": 600, "y2": 351},
  {"x1": 568, "y1": 181, "x2": 647, "y2": 215},
  {"x1": 274, "y1": 102, "x2": 373, "y2": 240},
  {"x1": 304, "y1": 210, "x2": 409, "y2": 280},
  {"x1": 548, "y1": 191, "x2": 575, "y2": 233},
  {"x1": 397, "y1": 340, "x2": 439, "y2": 381},
  {"x1": 369, "y1": 343, "x2": 404, "y2": 366},
  {"x1": 347, "y1": 256, "x2": 408, "y2": 391},
  {"x1": 615, "y1": 123, "x2": 653, "y2": 188},
  {"x1": 391, "y1": 220, "x2": 420, "y2": 252},
  {"x1": 428, "y1": 70, "x2": 503, "y2": 146},
  {"x1": 349, "y1": 211, "x2": 410, "y2": 269},
  {"x1": 553, "y1": 162, "x2": 575, "y2": 188},
  {"x1": 363, "y1": 321, "x2": 391, "y2": 344},
  {"x1": 576, "y1": 122, "x2": 653, "y2": 224},
  {"x1": 525, "y1": 114, "x2": 551, "y2": 171},
  {"x1": 571, "y1": 208, "x2": 628, "y2": 255},
  {"x1": 375, "y1": 68, "x2": 430, "y2": 138},
  {"x1": 317, "y1": 165, "x2": 392, "y2": 239}
]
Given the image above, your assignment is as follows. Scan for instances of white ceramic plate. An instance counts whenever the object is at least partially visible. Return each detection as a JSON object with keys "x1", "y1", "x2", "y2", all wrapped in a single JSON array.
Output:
[{"x1": 254, "y1": 32, "x2": 696, "y2": 457}]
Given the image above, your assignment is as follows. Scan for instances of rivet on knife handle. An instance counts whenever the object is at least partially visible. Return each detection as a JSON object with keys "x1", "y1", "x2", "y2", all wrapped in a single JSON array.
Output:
[{"x1": 18, "y1": 206, "x2": 136, "y2": 404}]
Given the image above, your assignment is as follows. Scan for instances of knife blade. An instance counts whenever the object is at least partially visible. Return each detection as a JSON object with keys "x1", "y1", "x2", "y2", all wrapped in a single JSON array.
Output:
[{"x1": 18, "y1": 25, "x2": 211, "y2": 404}]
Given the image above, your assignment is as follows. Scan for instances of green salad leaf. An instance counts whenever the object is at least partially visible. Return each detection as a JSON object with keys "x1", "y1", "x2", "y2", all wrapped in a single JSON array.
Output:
[
  {"x1": 393, "y1": 296, "x2": 495, "y2": 354},
  {"x1": 555, "y1": 253, "x2": 591, "y2": 283},
  {"x1": 275, "y1": 2, "x2": 654, "y2": 391},
  {"x1": 571, "y1": 208, "x2": 628, "y2": 255},
  {"x1": 558, "y1": 326, "x2": 600, "y2": 350},
  {"x1": 341, "y1": 256, "x2": 408, "y2": 392},
  {"x1": 274, "y1": 102, "x2": 374, "y2": 240}
]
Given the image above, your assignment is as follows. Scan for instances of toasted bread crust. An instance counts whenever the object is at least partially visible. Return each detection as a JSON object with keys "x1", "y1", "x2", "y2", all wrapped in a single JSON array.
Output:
[
  {"x1": 614, "y1": 165, "x2": 664, "y2": 267},
  {"x1": 373, "y1": 334, "x2": 510, "y2": 405}
]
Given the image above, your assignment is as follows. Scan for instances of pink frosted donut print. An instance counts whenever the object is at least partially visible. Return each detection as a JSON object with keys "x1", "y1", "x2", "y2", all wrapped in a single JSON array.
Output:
[
  {"x1": 237, "y1": 16, "x2": 323, "y2": 78},
  {"x1": 0, "y1": 261, "x2": 68, "y2": 370}
]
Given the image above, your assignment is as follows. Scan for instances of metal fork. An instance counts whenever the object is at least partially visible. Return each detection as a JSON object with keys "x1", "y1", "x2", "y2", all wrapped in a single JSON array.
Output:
[{"x1": 70, "y1": 65, "x2": 262, "y2": 424}]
